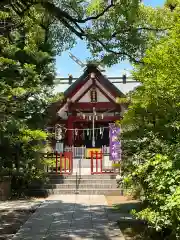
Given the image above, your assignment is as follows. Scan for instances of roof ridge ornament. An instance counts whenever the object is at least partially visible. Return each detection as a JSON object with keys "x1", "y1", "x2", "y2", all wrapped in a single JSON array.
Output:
[
  {"x1": 90, "y1": 72, "x2": 96, "y2": 79},
  {"x1": 69, "y1": 52, "x2": 85, "y2": 68},
  {"x1": 69, "y1": 52, "x2": 105, "y2": 72}
]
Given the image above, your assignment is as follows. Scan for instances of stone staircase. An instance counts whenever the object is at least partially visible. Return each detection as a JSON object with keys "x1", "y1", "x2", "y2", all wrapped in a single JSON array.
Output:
[
  {"x1": 28, "y1": 173, "x2": 121, "y2": 197},
  {"x1": 43, "y1": 173, "x2": 121, "y2": 195},
  {"x1": 27, "y1": 156, "x2": 122, "y2": 197}
]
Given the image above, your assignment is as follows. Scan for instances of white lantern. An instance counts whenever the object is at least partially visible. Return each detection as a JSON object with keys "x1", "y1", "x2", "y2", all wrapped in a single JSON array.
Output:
[{"x1": 55, "y1": 124, "x2": 62, "y2": 140}]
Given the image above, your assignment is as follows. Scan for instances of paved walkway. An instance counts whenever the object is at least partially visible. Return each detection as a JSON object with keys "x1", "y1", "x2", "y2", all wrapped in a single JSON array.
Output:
[{"x1": 12, "y1": 195, "x2": 125, "y2": 240}]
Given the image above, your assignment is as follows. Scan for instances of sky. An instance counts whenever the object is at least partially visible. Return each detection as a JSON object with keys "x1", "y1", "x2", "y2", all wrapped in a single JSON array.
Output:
[{"x1": 55, "y1": 0, "x2": 165, "y2": 94}]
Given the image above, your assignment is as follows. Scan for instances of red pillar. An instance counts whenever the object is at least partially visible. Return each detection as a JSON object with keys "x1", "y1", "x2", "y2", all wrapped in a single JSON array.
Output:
[{"x1": 67, "y1": 116, "x2": 73, "y2": 146}]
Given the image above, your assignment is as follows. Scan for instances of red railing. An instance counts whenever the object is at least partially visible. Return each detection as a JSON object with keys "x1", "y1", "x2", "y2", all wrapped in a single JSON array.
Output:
[
  {"x1": 55, "y1": 151, "x2": 73, "y2": 175},
  {"x1": 90, "y1": 151, "x2": 103, "y2": 174},
  {"x1": 90, "y1": 151, "x2": 115, "y2": 174}
]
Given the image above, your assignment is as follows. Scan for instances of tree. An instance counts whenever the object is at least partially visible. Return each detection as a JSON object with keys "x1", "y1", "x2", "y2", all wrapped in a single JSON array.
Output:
[
  {"x1": 165, "y1": 0, "x2": 180, "y2": 11},
  {"x1": 0, "y1": 0, "x2": 76, "y2": 54},
  {"x1": 0, "y1": 0, "x2": 176, "y2": 65},
  {"x1": 0, "y1": 4, "x2": 60, "y2": 186},
  {"x1": 121, "y1": 9, "x2": 180, "y2": 239},
  {"x1": 85, "y1": 0, "x2": 177, "y2": 65}
]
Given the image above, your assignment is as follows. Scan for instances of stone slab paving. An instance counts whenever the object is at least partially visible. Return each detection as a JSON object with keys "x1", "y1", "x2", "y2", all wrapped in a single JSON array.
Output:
[{"x1": 12, "y1": 195, "x2": 125, "y2": 240}]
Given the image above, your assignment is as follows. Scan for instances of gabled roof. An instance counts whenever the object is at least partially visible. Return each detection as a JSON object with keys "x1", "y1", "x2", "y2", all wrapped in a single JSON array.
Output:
[
  {"x1": 47, "y1": 64, "x2": 126, "y2": 125},
  {"x1": 64, "y1": 64, "x2": 125, "y2": 98}
]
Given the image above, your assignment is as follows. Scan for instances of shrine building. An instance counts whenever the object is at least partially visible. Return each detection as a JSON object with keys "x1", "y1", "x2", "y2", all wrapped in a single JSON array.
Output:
[{"x1": 48, "y1": 63, "x2": 127, "y2": 160}]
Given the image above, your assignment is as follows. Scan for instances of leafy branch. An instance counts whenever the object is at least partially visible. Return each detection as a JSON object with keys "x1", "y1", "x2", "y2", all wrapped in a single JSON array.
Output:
[{"x1": 2, "y1": 0, "x2": 114, "y2": 40}]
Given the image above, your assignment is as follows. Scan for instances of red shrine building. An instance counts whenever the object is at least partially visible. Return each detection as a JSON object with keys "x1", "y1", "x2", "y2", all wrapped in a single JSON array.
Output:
[{"x1": 48, "y1": 64, "x2": 127, "y2": 157}]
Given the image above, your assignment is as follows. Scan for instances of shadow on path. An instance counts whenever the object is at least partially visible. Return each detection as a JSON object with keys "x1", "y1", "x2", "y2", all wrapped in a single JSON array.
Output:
[{"x1": 12, "y1": 195, "x2": 125, "y2": 240}]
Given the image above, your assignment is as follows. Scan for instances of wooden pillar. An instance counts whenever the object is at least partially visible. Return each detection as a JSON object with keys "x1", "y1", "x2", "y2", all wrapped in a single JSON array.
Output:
[{"x1": 67, "y1": 116, "x2": 73, "y2": 146}]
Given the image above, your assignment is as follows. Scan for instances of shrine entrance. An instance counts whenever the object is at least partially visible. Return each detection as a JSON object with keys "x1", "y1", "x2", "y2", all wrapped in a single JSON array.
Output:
[
  {"x1": 46, "y1": 149, "x2": 114, "y2": 176},
  {"x1": 52, "y1": 119, "x2": 121, "y2": 175},
  {"x1": 73, "y1": 151, "x2": 102, "y2": 176},
  {"x1": 71, "y1": 149, "x2": 115, "y2": 176}
]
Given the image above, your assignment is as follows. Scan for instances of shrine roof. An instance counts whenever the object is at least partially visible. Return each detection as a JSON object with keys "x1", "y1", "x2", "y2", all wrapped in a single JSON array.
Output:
[
  {"x1": 64, "y1": 64, "x2": 126, "y2": 98},
  {"x1": 47, "y1": 64, "x2": 128, "y2": 126}
]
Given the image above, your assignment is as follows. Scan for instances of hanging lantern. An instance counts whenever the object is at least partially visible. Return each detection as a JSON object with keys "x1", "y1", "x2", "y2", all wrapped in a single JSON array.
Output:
[{"x1": 55, "y1": 124, "x2": 62, "y2": 140}]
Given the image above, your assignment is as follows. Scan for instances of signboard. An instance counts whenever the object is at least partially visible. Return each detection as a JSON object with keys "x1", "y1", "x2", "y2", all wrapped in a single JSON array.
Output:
[
  {"x1": 55, "y1": 142, "x2": 64, "y2": 153},
  {"x1": 109, "y1": 123, "x2": 121, "y2": 161}
]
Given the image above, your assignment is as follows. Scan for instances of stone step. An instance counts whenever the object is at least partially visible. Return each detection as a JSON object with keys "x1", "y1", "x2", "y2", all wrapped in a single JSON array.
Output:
[
  {"x1": 26, "y1": 188, "x2": 123, "y2": 197},
  {"x1": 48, "y1": 179, "x2": 117, "y2": 184},
  {"x1": 45, "y1": 183, "x2": 117, "y2": 189},
  {"x1": 46, "y1": 188, "x2": 121, "y2": 195},
  {"x1": 48, "y1": 174, "x2": 116, "y2": 180}
]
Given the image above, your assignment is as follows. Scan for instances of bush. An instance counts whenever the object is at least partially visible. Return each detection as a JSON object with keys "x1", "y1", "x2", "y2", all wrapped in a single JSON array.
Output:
[
  {"x1": 121, "y1": 15, "x2": 180, "y2": 239},
  {"x1": 10, "y1": 168, "x2": 48, "y2": 198}
]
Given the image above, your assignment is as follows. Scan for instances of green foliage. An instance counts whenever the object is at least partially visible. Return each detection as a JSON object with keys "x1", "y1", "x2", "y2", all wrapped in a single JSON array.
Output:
[
  {"x1": 121, "y1": 15, "x2": 180, "y2": 239},
  {"x1": 2, "y1": 0, "x2": 178, "y2": 66},
  {"x1": 44, "y1": 157, "x2": 56, "y2": 167},
  {"x1": 165, "y1": 0, "x2": 180, "y2": 10},
  {"x1": 0, "y1": 5, "x2": 59, "y2": 190},
  {"x1": 85, "y1": 0, "x2": 176, "y2": 66},
  {"x1": 116, "y1": 97, "x2": 130, "y2": 104},
  {"x1": 112, "y1": 162, "x2": 121, "y2": 169},
  {"x1": 11, "y1": 167, "x2": 48, "y2": 197},
  {"x1": 48, "y1": 92, "x2": 64, "y2": 103}
]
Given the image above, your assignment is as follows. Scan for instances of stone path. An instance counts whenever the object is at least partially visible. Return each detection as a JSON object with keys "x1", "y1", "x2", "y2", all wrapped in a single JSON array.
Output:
[{"x1": 12, "y1": 195, "x2": 125, "y2": 240}]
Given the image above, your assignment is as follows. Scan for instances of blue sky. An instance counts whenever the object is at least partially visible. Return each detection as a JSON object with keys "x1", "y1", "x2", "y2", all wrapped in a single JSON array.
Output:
[{"x1": 55, "y1": 0, "x2": 165, "y2": 93}]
